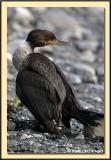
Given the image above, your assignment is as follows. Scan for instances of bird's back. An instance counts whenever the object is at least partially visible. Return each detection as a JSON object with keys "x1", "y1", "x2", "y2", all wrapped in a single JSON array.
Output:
[{"x1": 20, "y1": 53, "x2": 66, "y2": 101}]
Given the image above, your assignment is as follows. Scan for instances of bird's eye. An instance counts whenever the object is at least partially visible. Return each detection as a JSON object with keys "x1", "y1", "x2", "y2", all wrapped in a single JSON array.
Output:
[{"x1": 50, "y1": 35, "x2": 56, "y2": 40}]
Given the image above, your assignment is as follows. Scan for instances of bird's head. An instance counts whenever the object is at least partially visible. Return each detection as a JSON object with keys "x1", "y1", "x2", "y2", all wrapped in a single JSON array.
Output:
[{"x1": 26, "y1": 29, "x2": 71, "y2": 47}]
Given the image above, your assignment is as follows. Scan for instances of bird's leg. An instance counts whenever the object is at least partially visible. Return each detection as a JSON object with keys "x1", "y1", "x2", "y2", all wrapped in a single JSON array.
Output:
[
  {"x1": 58, "y1": 120, "x2": 75, "y2": 137},
  {"x1": 11, "y1": 96, "x2": 21, "y2": 108},
  {"x1": 60, "y1": 126, "x2": 73, "y2": 137},
  {"x1": 43, "y1": 119, "x2": 63, "y2": 139},
  {"x1": 44, "y1": 120, "x2": 58, "y2": 133},
  {"x1": 58, "y1": 120, "x2": 64, "y2": 128},
  {"x1": 44, "y1": 119, "x2": 74, "y2": 139}
]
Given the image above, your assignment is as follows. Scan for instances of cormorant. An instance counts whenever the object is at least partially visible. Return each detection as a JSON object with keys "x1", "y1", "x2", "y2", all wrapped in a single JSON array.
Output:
[{"x1": 12, "y1": 29, "x2": 104, "y2": 137}]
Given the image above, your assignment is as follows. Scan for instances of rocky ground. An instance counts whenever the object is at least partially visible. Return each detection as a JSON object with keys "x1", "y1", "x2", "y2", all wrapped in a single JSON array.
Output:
[{"x1": 7, "y1": 7, "x2": 104, "y2": 153}]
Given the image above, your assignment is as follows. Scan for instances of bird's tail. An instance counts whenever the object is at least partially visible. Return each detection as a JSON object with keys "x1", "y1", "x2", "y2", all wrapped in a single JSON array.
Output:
[
  {"x1": 68, "y1": 91, "x2": 104, "y2": 127},
  {"x1": 69, "y1": 93, "x2": 104, "y2": 138},
  {"x1": 71, "y1": 108, "x2": 104, "y2": 127}
]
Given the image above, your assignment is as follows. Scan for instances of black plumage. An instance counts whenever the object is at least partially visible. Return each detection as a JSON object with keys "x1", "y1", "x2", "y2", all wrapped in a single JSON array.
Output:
[{"x1": 16, "y1": 29, "x2": 104, "y2": 135}]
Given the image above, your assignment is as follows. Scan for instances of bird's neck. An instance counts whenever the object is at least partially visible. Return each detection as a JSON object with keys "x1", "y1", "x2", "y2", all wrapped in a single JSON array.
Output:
[
  {"x1": 12, "y1": 41, "x2": 34, "y2": 70},
  {"x1": 22, "y1": 41, "x2": 34, "y2": 55}
]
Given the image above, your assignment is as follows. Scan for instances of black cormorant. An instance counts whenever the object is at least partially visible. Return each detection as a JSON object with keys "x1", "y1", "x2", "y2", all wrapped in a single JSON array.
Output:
[{"x1": 13, "y1": 29, "x2": 104, "y2": 137}]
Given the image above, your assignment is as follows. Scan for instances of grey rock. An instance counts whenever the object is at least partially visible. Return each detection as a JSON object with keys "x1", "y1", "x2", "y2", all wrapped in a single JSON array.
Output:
[
  {"x1": 96, "y1": 65, "x2": 104, "y2": 76},
  {"x1": 71, "y1": 63, "x2": 97, "y2": 83},
  {"x1": 30, "y1": 7, "x2": 47, "y2": 14},
  {"x1": 74, "y1": 40, "x2": 98, "y2": 52},
  {"x1": 7, "y1": 8, "x2": 16, "y2": 20},
  {"x1": 33, "y1": 134, "x2": 43, "y2": 138},
  {"x1": 7, "y1": 129, "x2": 104, "y2": 153},
  {"x1": 7, "y1": 73, "x2": 15, "y2": 81},
  {"x1": 79, "y1": 50, "x2": 96, "y2": 62},
  {"x1": 78, "y1": 96, "x2": 104, "y2": 112},
  {"x1": 40, "y1": 8, "x2": 80, "y2": 31},
  {"x1": 76, "y1": 133, "x2": 84, "y2": 140},
  {"x1": 8, "y1": 40, "x2": 24, "y2": 54},
  {"x1": 14, "y1": 8, "x2": 34, "y2": 26},
  {"x1": 21, "y1": 134, "x2": 33, "y2": 140},
  {"x1": 7, "y1": 121, "x2": 16, "y2": 131},
  {"x1": 79, "y1": 99, "x2": 95, "y2": 110},
  {"x1": 68, "y1": 73, "x2": 82, "y2": 84}
]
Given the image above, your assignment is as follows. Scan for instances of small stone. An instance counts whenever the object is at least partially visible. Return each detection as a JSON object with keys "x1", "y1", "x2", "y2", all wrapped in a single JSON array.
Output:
[
  {"x1": 71, "y1": 63, "x2": 97, "y2": 83},
  {"x1": 80, "y1": 50, "x2": 96, "y2": 62},
  {"x1": 7, "y1": 52, "x2": 12, "y2": 62},
  {"x1": 31, "y1": 7, "x2": 47, "y2": 14},
  {"x1": 76, "y1": 134, "x2": 84, "y2": 140},
  {"x1": 33, "y1": 134, "x2": 43, "y2": 138},
  {"x1": 15, "y1": 8, "x2": 34, "y2": 25},
  {"x1": 79, "y1": 100, "x2": 95, "y2": 110},
  {"x1": 7, "y1": 121, "x2": 16, "y2": 131},
  {"x1": 96, "y1": 65, "x2": 104, "y2": 76},
  {"x1": 68, "y1": 73, "x2": 82, "y2": 84},
  {"x1": 7, "y1": 73, "x2": 14, "y2": 81},
  {"x1": 74, "y1": 41, "x2": 98, "y2": 52},
  {"x1": 8, "y1": 40, "x2": 24, "y2": 54},
  {"x1": 21, "y1": 134, "x2": 33, "y2": 140}
]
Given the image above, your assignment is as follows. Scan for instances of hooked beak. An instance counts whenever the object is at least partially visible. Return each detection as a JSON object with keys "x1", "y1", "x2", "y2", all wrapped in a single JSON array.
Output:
[{"x1": 46, "y1": 39, "x2": 71, "y2": 46}]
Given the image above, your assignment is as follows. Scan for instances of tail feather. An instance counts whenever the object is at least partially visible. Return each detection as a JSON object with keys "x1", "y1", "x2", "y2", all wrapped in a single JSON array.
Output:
[
  {"x1": 70, "y1": 93, "x2": 104, "y2": 127},
  {"x1": 72, "y1": 109, "x2": 104, "y2": 127}
]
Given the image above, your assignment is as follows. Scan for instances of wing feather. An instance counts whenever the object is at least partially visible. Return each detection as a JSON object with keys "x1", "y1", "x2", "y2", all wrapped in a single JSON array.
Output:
[{"x1": 16, "y1": 69, "x2": 61, "y2": 123}]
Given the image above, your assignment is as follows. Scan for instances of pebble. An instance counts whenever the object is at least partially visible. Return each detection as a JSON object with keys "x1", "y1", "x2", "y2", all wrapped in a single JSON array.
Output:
[
  {"x1": 7, "y1": 52, "x2": 12, "y2": 62},
  {"x1": 68, "y1": 73, "x2": 82, "y2": 84},
  {"x1": 80, "y1": 50, "x2": 96, "y2": 62},
  {"x1": 8, "y1": 40, "x2": 24, "y2": 54},
  {"x1": 7, "y1": 121, "x2": 16, "y2": 131},
  {"x1": 79, "y1": 99, "x2": 95, "y2": 110},
  {"x1": 71, "y1": 63, "x2": 97, "y2": 83},
  {"x1": 21, "y1": 134, "x2": 33, "y2": 140},
  {"x1": 74, "y1": 40, "x2": 98, "y2": 52},
  {"x1": 96, "y1": 65, "x2": 104, "y2": 76},
  {"x1": 76, "y1": 134, "x2": 84, "y2": 140},
  {"x1": 14, "y1": 8, "x2": 34, "y2": 26},
  {"x1": 33, "y1": 134, "x2": 43, "y2": 138},
  {"x1": 40, "y1": 8, "x2": 79, "y2": 31},
  {"x1": 7, "y1": 73, "x2": 14, "y2": 81}
]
